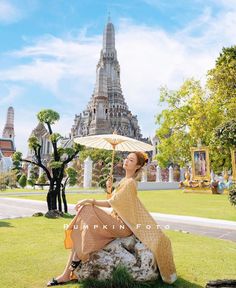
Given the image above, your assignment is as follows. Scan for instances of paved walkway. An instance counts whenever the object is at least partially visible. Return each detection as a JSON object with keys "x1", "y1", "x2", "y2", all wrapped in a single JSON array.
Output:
[
  {"x1": 0, "y1": 197, "x2": 235, "y2": 242},
  {"x1": 0, "y1": 190, "x2": 102, "y2": 196}
]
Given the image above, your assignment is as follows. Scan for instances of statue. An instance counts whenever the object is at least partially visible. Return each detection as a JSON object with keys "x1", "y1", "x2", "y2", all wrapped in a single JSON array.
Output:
[
  {"x1": 210, "y1": 169, "x2": 233, "y2": 194},
  {"x1": 179, "y1": 170, "x2": 211, "y2": 190}
]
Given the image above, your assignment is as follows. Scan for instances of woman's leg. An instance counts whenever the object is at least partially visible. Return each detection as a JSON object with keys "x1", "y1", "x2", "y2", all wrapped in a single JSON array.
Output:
[{"x1": 52, "y1": 249, "x2": 76, "y2": 282}]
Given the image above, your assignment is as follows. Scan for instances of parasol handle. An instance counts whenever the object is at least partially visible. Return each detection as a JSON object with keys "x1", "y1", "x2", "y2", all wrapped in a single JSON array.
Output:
[{"x1": 107, "y1": 146, "x2": 116, "y2": 199}]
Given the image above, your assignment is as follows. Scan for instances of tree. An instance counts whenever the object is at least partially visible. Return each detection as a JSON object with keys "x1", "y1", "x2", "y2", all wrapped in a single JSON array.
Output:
[
  {"x1": 207, "y1": 46, "x2": 236, "y2": 172},
  {"x1": 3, "y1": 171, "x2": 18, "y2": 188},
  {"x1": 18, "y1": 174, "x2": 27, "y2": 188},
  {"x1": 207, "y1": 46, "x2": 236, "y2": 121},
  {"x1": 65, "y1": 167, "x2": 78, "y2": 187},
  {"x1": 155, "y1": 79, "x2": 221, "y2": 168},
  {"x1": 79, "y1": 148, "x2": 114, "y2": 163},
  {"x1": 37, "y1": 173, "x2": 47, "y2": 190},
  {"x1": 79, "y1": 148, "x2": 122, "y2": 193},
  {"x1": 155, "y1": 46, "x2": 236, "y2": 172},
  {"x1": 13, "y1": 109, "x2": 84, "y2": 212},
  {"x1": 229, "y1": 185, "x2": 236, "y2": 207},
  {"x1": 209, "y1": 120, "x2": 236, "y2": 173},
  {"x1": 27, "y1": 178, "x2": 36, "y2": 188},
  {"x1": 0, "y1": 173, "x2": 7, "y2": 190},
  {"x1": 98, "y1": 155, "x2": 121, "y2": 192},
  {"x1": 12, "y1": 151, "x2": 23, "y2": 181},
  {"x1": 213, "y1": 120, "x2": 236, "y2": 148},
  {"x1": 27, "y1": 165, "x2": 38, "y2": 189},
  {"x1": 61, "y1": 167, "x2": 78, "y2": 213}
]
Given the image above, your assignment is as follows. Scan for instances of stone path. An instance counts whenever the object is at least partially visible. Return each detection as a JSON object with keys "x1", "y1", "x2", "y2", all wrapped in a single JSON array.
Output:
[{"x1": 0, "y1": 197, "x2": 235, "y2": 242}]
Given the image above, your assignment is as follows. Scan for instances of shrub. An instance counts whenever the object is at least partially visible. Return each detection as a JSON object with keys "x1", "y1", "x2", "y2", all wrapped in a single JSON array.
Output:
[
  {"x1": 229, "y1": 185, "x2": 236, "y2": 206},
  {"x1": 18, "y1": 174, "x2": 27, "y2": 188}
]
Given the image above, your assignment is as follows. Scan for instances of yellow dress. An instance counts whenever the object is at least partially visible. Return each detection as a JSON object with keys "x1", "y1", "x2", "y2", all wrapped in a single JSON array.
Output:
[
  {"x1": 108, "y1": 177, "x2": 177, "y2": 284},
  {"x1": 64, "y1": 198, "x2": 133, "y2": 262},
  {"x1": 65, "y1": 177, "x2": 177, "y2": 284}
]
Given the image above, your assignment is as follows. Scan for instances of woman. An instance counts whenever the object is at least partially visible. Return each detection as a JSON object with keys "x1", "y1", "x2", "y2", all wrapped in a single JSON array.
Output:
[{"x1": 47, "y1": 152, "x2": 177, "y2": 286}]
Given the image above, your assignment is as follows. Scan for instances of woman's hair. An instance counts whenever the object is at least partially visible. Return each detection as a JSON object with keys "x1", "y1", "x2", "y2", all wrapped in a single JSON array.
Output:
[{"x1": 132, "y1": 152, "x2": 148, "y2": 180}]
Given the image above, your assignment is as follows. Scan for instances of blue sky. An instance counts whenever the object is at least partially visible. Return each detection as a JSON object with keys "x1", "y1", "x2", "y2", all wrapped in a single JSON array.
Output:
[{"x1": 0, "y1": 0, "x2": 236, "y2": 155}]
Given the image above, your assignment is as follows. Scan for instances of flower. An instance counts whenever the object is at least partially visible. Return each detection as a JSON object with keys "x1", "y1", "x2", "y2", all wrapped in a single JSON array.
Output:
[{"x1": 141, "y1": 152, "x2": 149, "y2": 163}]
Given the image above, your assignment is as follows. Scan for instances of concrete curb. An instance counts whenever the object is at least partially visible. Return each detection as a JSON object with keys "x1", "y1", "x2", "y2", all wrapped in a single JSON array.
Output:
[{"x1": 150, "y1": 212, "x2": 236, "y2": 230}]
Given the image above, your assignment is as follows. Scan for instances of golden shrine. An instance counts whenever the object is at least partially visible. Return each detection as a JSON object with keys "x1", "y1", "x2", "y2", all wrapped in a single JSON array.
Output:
[{"x1": 179, "y1": 145, "x2": 212, "y2": 193}]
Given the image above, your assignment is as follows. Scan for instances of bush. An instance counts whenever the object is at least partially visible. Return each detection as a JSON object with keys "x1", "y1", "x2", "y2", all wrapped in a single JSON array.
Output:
[
  {"x1": 18, "y1": 174, "x2": 27, "y2": 188},
  {"x1": 229, "y1": 185, "x2": 236, "y2": 206},
  {"x1": 0, "y1": 171, "x2": 17, "y2": 189}
]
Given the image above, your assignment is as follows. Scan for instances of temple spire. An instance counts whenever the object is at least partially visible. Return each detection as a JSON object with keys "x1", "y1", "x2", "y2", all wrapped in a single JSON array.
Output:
[
  {"x1": 107, "y1": 11, "x2": 111, "y2": 23},
  {"x1": 103, "y1": 17, "x2": 115, "y2": 52},
  {"x1": 71, "y1": 20, "x2": 142, "y2": 139},
  {"x1": 2, "y1": 106, "x2": 15, "y2": 140}
]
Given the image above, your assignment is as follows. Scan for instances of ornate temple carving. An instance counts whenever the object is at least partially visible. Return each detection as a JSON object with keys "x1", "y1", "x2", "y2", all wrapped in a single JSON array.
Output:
[{"x1": 71, "y1": 19, "x2": 142, "y2": 140}]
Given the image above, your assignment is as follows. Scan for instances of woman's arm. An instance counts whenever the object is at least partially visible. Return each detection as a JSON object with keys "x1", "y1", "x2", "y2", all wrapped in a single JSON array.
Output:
[
  {"x1": 93, "y1": 199, "x2": 111, "y2": 208},
  {"x1": 75, "y1": 199, "x2": 111, "y2": 211},
  {"x1": 74, "y1": 178, "x2": 114, "y2": 211}
]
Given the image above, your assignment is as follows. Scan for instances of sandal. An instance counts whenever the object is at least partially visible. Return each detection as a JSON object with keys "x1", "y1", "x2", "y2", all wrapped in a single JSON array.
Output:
[
  {"x1": 46, "y1": 278, "x2": 66, "y2": 286},
  {"x1": 47, "y1": 277, "x2": 77, "y2": 286},
  {"x1": 69, "y1": 260, "x2": 81, "y2": 271}
]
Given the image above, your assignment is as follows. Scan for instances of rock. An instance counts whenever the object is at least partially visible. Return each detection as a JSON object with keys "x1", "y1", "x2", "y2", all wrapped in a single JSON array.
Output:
[
  {"x1": 74, "y1": 235, "x2": 159, "y2": 282},
  {"x1": 32, "y1": 212, "x2": 44, "y2": 217},
  {"x1": 205, "y1": 279, "x2": 236, "y2": 287},
  {"x1": 45, "y1": 210, "x2": 64, "y2": 218}
]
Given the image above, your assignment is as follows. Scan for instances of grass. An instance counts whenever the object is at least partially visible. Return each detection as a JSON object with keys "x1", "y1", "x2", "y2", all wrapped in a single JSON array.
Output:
[
  {"x1": 0, "y1": 187, "x2": 99, "y2": 193},
  {"x1": 139, "y1": 190, "x2": 236, "y2": 221},
  {"x1": 81, "y1": 265, "x2": 174, "y2": 288},
  {"x1": 0, "y1": 216, "x2": 235, "y2": 288},
  {"x1": 2, "y1": 189, "x2": 235, "y2": 221}
]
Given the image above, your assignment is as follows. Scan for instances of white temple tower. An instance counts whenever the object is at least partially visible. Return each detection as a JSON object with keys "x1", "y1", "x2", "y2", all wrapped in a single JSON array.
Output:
[
  {"x1": 2, "y1": 106, "x2": 15, "y2": 140},
  {"x1": 71, "y1": 19, "x2": 142, "y2": 139}
]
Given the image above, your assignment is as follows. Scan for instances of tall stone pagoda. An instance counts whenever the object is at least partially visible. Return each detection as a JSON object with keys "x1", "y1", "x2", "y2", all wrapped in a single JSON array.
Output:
[
  {"x1": 0, "y1": 106, "x2": 16, "y2": 172},
  {"x1": 2, "y1": 106, "x2": 15, "y2": 140},
  {"x1": 71, "y1": 19, "x2": 142, "y2": 139}
]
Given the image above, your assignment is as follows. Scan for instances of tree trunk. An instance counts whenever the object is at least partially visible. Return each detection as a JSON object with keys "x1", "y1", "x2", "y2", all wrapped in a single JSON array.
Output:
[
  {"x1": 61, "y1": 186, "x2": 68, "y2": 213},
  {"x1": 55, "y1": 177, "x2": 63, "y2": 212},
  {"x1": 46, "y1": 183, "x2": 53, "y2": 211},
  {"x1": 46, "y1": 168, "x2": 70, "y2": 213},
  {"x1": 57, "y1": 187, "x2": 62, "y2": 212},
  {"x1": 47, "y1": 181, "x2": 57, "y2": 211},
  {"x1": 52, "y1": 187, "x2": 57, "y2": 210}
]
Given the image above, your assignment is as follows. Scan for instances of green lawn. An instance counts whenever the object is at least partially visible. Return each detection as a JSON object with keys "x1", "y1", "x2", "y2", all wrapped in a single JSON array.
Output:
[
  {"x1": 3, "y1": 189, "x2": 236, "y2": 221},
  {"x1": 0, "y1": 187, "x2": 99, "y2": 193},
  {"x1": 0, "y1": 217, "x2": 235, "y2": 288}
]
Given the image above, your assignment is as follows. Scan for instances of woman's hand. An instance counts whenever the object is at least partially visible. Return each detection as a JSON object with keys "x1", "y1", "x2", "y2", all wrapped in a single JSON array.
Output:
[{"x1": 75, "y1": 199, "x2": 93, "y2": 211}]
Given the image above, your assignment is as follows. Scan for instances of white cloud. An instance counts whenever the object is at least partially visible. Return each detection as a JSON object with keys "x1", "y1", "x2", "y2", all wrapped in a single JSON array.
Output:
[
  {"x1": 1, "y1": 35, "x2": 101, "y2": 96},
  {"x1": 1, "y1": 6, "x2": 236, "y2": 154},
  {"x1": 13, "y1": 109, "x2": 37, "y2": 156},
  {"x1": 0, "y1": 0, "x2": 21, "y2": 24},
  {"x1": 0, "y1": 84, "x2": 23, "y2": 105}
]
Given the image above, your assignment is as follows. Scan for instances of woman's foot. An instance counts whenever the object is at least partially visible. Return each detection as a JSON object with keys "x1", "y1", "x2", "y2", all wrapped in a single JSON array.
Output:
[{"x1": 47, "y1": 274, "x2": 71, "y2": 286}]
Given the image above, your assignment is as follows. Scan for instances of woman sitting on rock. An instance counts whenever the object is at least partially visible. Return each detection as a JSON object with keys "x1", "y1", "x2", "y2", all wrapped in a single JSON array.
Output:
[{"x1": 47, "y1": 152, "x2": 177, "y2": 286}]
